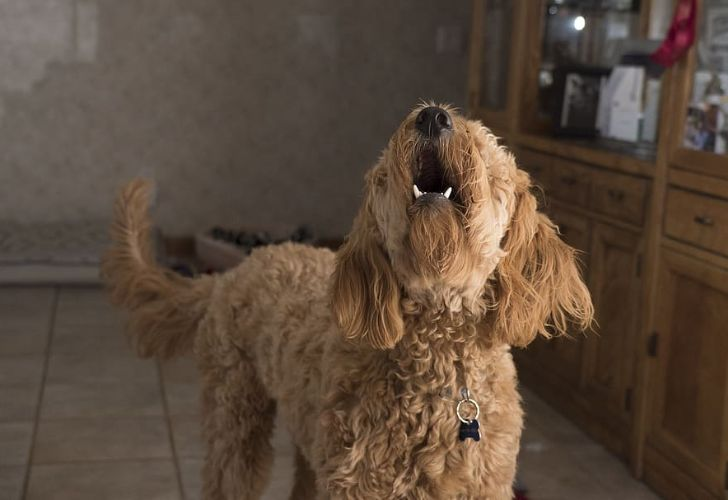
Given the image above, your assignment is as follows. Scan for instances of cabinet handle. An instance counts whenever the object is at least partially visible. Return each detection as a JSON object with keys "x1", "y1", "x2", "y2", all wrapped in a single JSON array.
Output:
[
  {"x1": 647, "y1": 332, "x2": 658, "y2": 357},
  {"x1": 607, "y1": 189, "x2": 625, "y2": 202},
  {"x1": 693, "y1": 215, "x2": 715, "y2": 227},
  {"x1": 560, "y1": 176, "x2": 577, "y2": 186}
]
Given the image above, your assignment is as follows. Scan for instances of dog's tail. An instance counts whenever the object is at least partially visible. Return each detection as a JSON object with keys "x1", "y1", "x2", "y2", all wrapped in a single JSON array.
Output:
[{"x1": 101, "y1": 178, "x2": 215, "y2": 359}]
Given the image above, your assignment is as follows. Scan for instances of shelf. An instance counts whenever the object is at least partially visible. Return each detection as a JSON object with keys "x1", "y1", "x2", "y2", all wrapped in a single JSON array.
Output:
[{"x1": 516, "y1": 133, "x2": 656, "y2": 177}]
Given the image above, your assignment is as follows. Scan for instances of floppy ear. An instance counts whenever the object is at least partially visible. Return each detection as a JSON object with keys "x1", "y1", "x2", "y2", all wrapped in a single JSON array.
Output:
[
  {"x1": 491, "y1": 170, "x2": 593, "y2": 347},
  {"x1": 331, "y1": 178, "x2": 404, "y2": 350}
]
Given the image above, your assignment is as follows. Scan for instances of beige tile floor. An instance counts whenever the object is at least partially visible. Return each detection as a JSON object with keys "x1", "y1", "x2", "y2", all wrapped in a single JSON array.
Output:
[{"x1": 0, "y1": 286, "x2": 661, "y2": 500}]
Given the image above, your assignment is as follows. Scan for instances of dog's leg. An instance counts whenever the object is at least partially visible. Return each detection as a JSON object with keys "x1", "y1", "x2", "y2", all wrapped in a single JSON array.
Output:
[
  {"x1": 288, "y1": 447, "x2": 317, "y2": 500},
  {"x1": 199, "y1": 344, "x2": 275, "y2": 500}
]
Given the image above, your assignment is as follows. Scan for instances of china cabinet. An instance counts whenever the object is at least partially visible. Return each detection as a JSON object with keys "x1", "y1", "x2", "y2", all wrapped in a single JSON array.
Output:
[{"x1": 469, "y1": 1, "x2": 728, "y2": 498}]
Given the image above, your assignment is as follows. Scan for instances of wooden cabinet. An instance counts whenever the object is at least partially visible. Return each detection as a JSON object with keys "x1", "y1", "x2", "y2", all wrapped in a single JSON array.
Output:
[
  {"x1": 470, "y1": 1, "x2": 728, "y2": 498},
  {"x1": 583, "y1": 224, "x2": 643, "y2": 456},
  {"x1": 644, "y1": 249, "x2": 728, "y2": 499}
]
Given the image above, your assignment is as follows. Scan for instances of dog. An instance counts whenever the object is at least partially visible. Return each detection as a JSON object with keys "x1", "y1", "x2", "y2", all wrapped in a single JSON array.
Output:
[{"x1": 102, "y1": 104, "x2": 593, "y2": 499}]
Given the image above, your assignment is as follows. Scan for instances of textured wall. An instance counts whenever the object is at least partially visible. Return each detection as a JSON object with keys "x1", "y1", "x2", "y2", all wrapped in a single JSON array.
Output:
[{"x1": 0, "y1": 0, "x2": 470, "y2": 238}]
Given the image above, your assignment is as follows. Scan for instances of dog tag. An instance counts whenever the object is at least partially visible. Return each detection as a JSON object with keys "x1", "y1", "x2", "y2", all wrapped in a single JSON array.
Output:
[
  {"x1": 456, "y1": 388, "x2": 481, "y2": 442},
  {"x1": 458, "y1": 419, "x2": 481, "y2": 442}
]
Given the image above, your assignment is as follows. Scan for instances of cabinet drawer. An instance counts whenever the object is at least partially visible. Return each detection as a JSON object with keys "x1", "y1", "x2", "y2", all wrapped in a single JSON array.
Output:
[
  {"x1": 664, "y1": 188, "x2": 728, "y2": 256},
  {"x1": 590, "y1": 170, "x2": 649, "y2": 226},
  {"x1": 517, "y1": 149, "x2": 552, "y2": 190},
  {"x1": 550, "y1": 158, "x2": 591, "y2": 207}
]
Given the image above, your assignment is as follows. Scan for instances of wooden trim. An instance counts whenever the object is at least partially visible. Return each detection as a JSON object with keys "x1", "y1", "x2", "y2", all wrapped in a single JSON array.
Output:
[
  {"x1": 628, "y1": 52, "x2": 678, "y2": 477},
  {"x1": 638, "y1": 0, "x2": 653, "y2": 38},
  {"x1": 662, "y1": 237, "x2": 728, "y2": 271},
  {"x1": 671, "y1": 149, "x2": 728, "y2": 180},
  {"x1": 518, "y1": 0, "x2": 550, "y2": 135},
  {"x1": 466, "y1": 0, "x2": 485, "y2": 112},
  {"x1": 666, "y1": 5, "x2": 696, "y2": 156},
  {"x1": 505, "y1": 0, "x2": 528, "y2": 133},
  {"x1": 668, "y1": 168, "x2": 728, "y2": 200}
]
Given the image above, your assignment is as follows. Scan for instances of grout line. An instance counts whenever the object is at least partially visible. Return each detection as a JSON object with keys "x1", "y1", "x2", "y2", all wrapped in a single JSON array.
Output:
[
  {"x1": 7, "y1": 414, "x2": 170, "y2": 423},
  {"x1": 20, "y1": 286, "x2": 60, "y2": 499},
  {"x1": 157, "y1": 361, "x2": 186, "y2": 500},
  {"x1": 31, "y1": 456, "x2": 177, "y2": 467}
]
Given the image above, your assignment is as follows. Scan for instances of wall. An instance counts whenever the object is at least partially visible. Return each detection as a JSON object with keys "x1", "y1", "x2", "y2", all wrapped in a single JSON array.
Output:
[{"x1": 0, "y1": 0, "x2": 470, "y2": 238}]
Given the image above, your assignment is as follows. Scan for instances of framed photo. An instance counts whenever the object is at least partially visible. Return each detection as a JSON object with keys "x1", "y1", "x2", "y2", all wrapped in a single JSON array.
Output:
[
  {"x1": 551, "y1": 66, "x2": 611, "y2": 138},
  {"x1": 702, "y1": 4, "x2": 728, "y2": 72}
]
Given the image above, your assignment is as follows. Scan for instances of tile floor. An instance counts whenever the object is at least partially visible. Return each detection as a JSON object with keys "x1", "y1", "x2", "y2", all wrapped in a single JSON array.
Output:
[{"x1": 0, "y1": 286, "x2": 661, "y2": 500}]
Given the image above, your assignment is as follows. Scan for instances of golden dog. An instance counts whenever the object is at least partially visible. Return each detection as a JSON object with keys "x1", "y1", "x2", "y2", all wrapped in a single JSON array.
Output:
[{"x1": 102, "y1": 104, "x2": 593, "y2": 499}]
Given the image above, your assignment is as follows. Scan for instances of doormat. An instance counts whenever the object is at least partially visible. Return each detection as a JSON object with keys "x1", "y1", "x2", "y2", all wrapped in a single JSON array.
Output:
[{"x1": 0, "y1": 220, "x2": 110, "y2": 285}]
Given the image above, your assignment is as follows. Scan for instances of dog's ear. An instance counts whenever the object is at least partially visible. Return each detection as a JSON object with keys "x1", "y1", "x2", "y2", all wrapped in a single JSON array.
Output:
[
  {"x1": 490, "y1": 170, "x2": 593, "y2": 347},
  {"x1": 331, "y1": 173, "x2": 404, "y2": 350}
]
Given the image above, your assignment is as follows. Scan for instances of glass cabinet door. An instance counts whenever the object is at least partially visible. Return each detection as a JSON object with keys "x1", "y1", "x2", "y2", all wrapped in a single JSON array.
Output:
[
  {"x1": 538, "y1": 0, "x2": 642, "y2": 118},
  {"x1": 477, "y1": 0, "x2": 513, "y2": 112},
  {"x1": 682, "y1": 0, "x2": 728, "y2": 156}
]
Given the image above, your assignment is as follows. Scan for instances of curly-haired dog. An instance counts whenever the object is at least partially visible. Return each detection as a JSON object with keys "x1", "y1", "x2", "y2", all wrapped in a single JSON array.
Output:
[{"x1": 102, "y1": 104, "x2": 593, "y2": 499}]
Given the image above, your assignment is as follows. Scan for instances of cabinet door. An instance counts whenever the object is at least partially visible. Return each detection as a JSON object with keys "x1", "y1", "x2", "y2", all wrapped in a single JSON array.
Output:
[
  {"x1": 467, "y1": 0, "x2": 516, "y2": 130},
  {"x1": 669, "y1": 0, "x2": 728, "y2": 179},
  {"x1": 546, "y1": 209, "x2": 591, "y2": 385},
  {"x1": 584, "y1": 223, "x2": 642, "y2": 451},
  {"x1": 646, "y1": 249, "x2": 728, "y2": 499},
  {"x1": 523, "y1": 0, "x2": 645, "y2": 132},
  {"x1": 521, "y1": 209, "x2": 591, "y2": 386}
]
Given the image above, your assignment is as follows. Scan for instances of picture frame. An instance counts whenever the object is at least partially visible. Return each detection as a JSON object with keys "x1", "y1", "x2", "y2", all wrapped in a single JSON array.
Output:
[{"x1": 550, "y1": 65, "x2": 611, "y2": 138}]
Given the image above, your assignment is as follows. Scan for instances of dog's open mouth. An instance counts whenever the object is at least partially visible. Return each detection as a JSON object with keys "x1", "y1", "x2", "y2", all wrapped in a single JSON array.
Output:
[{"x1": 412, "y1": 146, "x2": 458, "y2": 204}]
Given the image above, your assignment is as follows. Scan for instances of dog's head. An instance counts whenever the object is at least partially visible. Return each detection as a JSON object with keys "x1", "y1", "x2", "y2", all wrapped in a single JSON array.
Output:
[{"x1": 332, "y1": 104, "x2": 593, "y2": 349}]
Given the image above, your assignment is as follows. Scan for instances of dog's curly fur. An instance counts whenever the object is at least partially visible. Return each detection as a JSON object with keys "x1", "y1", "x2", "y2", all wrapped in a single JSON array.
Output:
[{"x1": 102, "y1": 104, "x2": 593, "y2": 499}]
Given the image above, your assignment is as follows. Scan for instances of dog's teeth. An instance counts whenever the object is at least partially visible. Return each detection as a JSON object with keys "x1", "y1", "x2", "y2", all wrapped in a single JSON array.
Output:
[
  {"x1": 413, "y1": 184, "x2": 423, "y2": 199},
  {"x1": 444, "y1": 187, "x2": 453, "y2": 199}
]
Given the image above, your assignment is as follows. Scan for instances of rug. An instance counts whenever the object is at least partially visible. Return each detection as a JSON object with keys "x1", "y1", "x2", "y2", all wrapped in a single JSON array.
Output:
[{"x1": 0, "y1": 220, "x2": 110, "y2": 285}]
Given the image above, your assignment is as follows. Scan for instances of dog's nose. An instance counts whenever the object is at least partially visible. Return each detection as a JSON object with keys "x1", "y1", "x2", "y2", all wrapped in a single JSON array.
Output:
[{"x1": 415, "y1": 107, "x2": 452, "y2": 137}]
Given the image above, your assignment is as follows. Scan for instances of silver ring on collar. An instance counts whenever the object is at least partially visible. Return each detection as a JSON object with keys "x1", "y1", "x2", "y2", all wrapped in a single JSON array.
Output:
[{"x1": 456, "y1": 398, "x2": 480, "y2": 424}]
